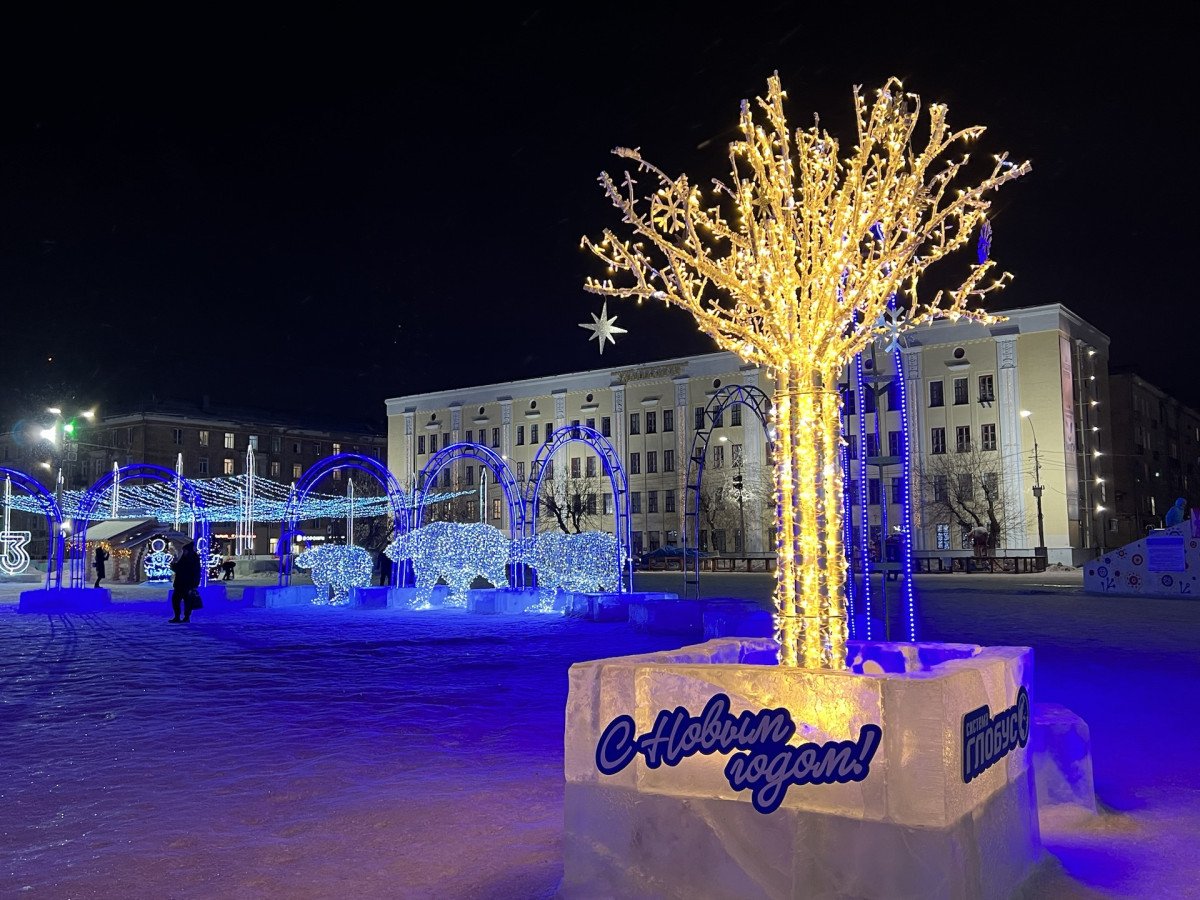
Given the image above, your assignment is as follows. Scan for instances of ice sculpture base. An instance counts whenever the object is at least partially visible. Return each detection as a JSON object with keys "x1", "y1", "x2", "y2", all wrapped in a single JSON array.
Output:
[
  {"x1": 18, "y1": 587, "x2": 113, "y2": 613},
  {"x1": 1031, "y1": 703, "x2": 1097, "y2": 831},
  {"x1": 467, "y1": 588, "x2": 553, "y2": 614},
  {"x1": 386, "y1": 585, "x2": 453, "y2": 609},
  {"x1": 562, "y1": 637, "x2": 1039, "y2": 900},
  {"x1": 566, "y1": 591, "x2": 679, "y2": 622},
  {"x1": 627, "y1": 596, "x2": 761, "y2": 636}
]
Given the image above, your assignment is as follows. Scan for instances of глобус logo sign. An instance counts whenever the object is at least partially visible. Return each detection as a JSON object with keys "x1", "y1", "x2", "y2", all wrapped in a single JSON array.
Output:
[
  {"x1": 595, "y1": 693, "x2": 882, "y2": 814},
  {"x1": 962, "y1": 686, "x2": 1030, "y2": 783}
]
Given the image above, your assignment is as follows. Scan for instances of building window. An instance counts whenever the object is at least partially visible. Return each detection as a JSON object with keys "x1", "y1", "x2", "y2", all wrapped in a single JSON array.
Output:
[
  {"x1": 647, "y1": 451, "x2": 657, "y2": 474},
  {"x1": 332, "y1": 468, "x2": 342, "y2": 481},
  {"x1": 630, "y1": 413, "x2": 640, "y2": 435},
  {"x1": 886, "y1": 382, "x2": 902, "y2": 412},
  {"x1": 929, "y1": 381, "x2": 944, "y2": 408},
  {"x1": 862, "y1": 390, "x2": 876, "y2": 415},
  {"x1": 248, "y1": 435, "x2": 259, "y2": 451},
  {"x1": 958, "y1": 473, "x2": 973, "y2": 499},
  {"x1": 953, "y1": 377, "x2": 968, "y2": 405},
  {"x1": 933, "y1": 474, "x2": 947, "y2": 502},
  {"x1": 530, "y1": 424, "x2": 538, "y2": 444},
  {"x1": 429, "y1": 434, "x2": 438, "y2": 454},
  {"x1": 868, "y1": 478, "x2": 881, "y2": 505},
  {"x1": 981, "y1": 423, "x2": 997, "y2": 451},
  {"x1": 847, "y1": 435, "x2": 858, "y2": 460},
  {"x1": 931, "y1": 428, "x2": 946, "y2": 455},
  {"x1": 732, "y1": 444, "x2": 743, "y2": 467},
  {"x1": 936, "y1": 523, "x2": 951, "y2": 550},
  {"x1": 865, "y1": 434, "x2": 879, "y2": 458},
  {"x1": 571, "y1": 457, "x2": 581, "y2": 478},
  {"x1": 890, "y1": 477, "x2": 902, "y2": 505},
  {"x1": 223, "y1": 458, "x2": 235, "y2": 475},
  {"x1": 172, "y1": 428, "x2": 183, "y2": 445},
  {"x1": 198, "y1": 457, "x2": 209, "y2": 475},
  {"x1": 314, "y1": 441, "x2": 322, "y2": 456},
  {"x1": 646, "y1": 411, "x2": 656, "y2": 434},
  {"x1": 844, "y1": 391, "x2": 857, "y2": 415},
  {"x1": 649, "y1": 531, "x2": 661, "y2": 551},
  {"x1": 664, "y1": 449, "x2": 675, "y2": 472},
  {"x1": 442, "y1": 469, "x2": 451, "y2": 487},
  {"x1": 418, "y1": 435, "x2": 426, "y2": 455},
  {"x1": 601, "y1": 417, "x2": 612, "y2": 437},
  {"x1": 545, "y1": 427, "x2": 552, "y2": 444},
  {"x1": 586, "y1": 456, "x2": 597, "y2": 477},
  {"x1": 978, "y1": 374, "x2": 995, "y2": 402},
  {"x1": 695, "y1": 407, "x2": 705, "y2": 430},
  {"x1": 492, "y1": 499, "x2": 501, "y2": 521},
  {"x1": 603, "y1": 493, "x2": 613, "y2": 515},
  {"x1": 293, "y1": 442, "x2": 301, "y2": 454},
  {"x1": 888, "y1": 430, "x2": 901, "y2": 457},
  {"x1": 545, "y1": 459, "x2": 554, "y2": 480},
  {"x1": 292, "y1": 463, "x2": 302, "y2": 479},
  {"x1": 712, "y1": 529, "x2": 727, "y2": 553},
  {"x1": 571, "y1": 419, "x2": 581, "y2": 438},
  {"x1": 631, "y1": 492, "x2": 641, "y2": 514},
  {"x1": 270, "y1": 460, "x2": 280, "y2": 477},
  {"x1": 731, "y1": 405, "x2": 742, "y2": 427},
  {"x1": 712, "y1": 407, "x2": 724, "y2": 427},
  {"x1": 272, "y1": 436, "x2": 281, "y2": 452},
  {"x1": 224, "y1": 432, "x2": 235, "y2": 449},
  {"x1": 466, "y1": 429, "x2": 473, "y2": 444},
  {"x1": 648, "y1": 490, "x2": 659, "y2": 513},
  {"x1": 444, "y1": 433, "x2": 450, "y2": 451},
  {"x1": 516, "y1": 425, "x2": 524, "y2": 446},
  {"x1": 663, "y1": 409, "x2": 674, "y2": 432},
  {"x1": 712, "y1": 445, "x2": 724, "y2": 469},
  {"x1": 586, "y1": 417, "x2": 595, "y2": 431},
  {"x1": 956, "y1": 425, "x2": 971, "y2": 453},
  {"x1": 199, "y1": 430, "x2": 209, "y2": 447},
  {"x1": 586, "y1": 493, "x2": 597, "y2": 515},
  {"x1": 848, "y1": 478, "x2": 860, "y2": 503},
  {"x1": 983, "y1": 472, "x2": 999, "y2": 497},
  {"x1": 332, "y1": 442, "x2": 341, "y2": 455},
  {"x1": 665, "y1": 489, "x2": 676, "y2": 513},
  {"x1": 630, "y1": 453, "x2": 641, "y2": 475},
  {"x1": 466, "y1": 466, "x2": 474, "y2": 486}
]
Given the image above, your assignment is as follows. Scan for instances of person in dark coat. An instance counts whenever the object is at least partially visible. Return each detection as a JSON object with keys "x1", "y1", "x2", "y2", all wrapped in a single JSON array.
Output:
[
  {"x1": 93, "y1": 545, "x2": 110, "y2": 589},
  {"x1": 169, "y1": 541, "x2": 203, "y2": 623}
]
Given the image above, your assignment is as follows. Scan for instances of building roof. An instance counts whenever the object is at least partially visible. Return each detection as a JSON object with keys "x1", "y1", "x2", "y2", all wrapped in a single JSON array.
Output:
[{"x1": 100, "y1": 397, "x2": 384, "y2": 437}]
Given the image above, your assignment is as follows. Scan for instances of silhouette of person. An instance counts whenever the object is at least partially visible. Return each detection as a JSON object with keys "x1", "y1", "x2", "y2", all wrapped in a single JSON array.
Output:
[
  {"x1": 93, "y1": 545, "x2": 110, "y2": 589},
  {"x1": 169, "y1": 541, "x2": 202, "y2": 623},
  {"x1": 1165, "y1": 497, "x2": 1187, "y2": 527},
  {"x1": 222, "y1": 558, "x2": 236, "y2": 581}
]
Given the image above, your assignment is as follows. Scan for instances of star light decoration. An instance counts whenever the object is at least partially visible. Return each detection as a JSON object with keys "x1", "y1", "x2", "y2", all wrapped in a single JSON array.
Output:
[
  {"x1": 578, "y1": 300, "x2": 628, "y2": 354},
  {"x1": 582, "y1": 75, "x2": 1029, "y2": 669}
]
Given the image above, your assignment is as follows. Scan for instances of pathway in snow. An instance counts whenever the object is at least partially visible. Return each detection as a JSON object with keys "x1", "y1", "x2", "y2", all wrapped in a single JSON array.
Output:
[{"x1": 0, "y1": 572, "x2": 1196, "y2": 899}]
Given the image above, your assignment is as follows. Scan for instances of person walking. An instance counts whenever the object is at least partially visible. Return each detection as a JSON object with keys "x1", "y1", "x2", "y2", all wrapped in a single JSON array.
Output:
[
  {"x1": 169, "y1": 541, "x2": 203, "y2": 623},
  {"x1": 93, "y1": 545, "x2": 110, "y2": 589}
]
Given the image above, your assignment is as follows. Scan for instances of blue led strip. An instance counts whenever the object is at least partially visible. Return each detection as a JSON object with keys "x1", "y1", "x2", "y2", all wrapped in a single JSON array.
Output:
[
  {"x1": 526, "y1": 425, "x2": 630, "y2": 593},
  {"x1": 72, "y1": 464, "x2": 212, "y2": 589},
  {"x1": 0, "y1": 466, "x2": 67, "y2": 590},
  {"x1": 854, "y1": 353, "x2": 872, "y2": 638},
  {"x1": 839, "y1": 404, "x2": 856, "y2": 638},
  {"x1": 893, "y1": 349, "x2": 918, "y2": 640}
]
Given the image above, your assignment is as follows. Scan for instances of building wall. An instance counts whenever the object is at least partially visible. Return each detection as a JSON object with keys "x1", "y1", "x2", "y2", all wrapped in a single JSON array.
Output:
[{"x1": 384, "y1": 304, "x2": 1117, "y2": 565}]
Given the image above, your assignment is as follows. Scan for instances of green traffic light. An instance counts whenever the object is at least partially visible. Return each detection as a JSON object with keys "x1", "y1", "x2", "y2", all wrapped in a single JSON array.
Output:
[{"x1": 63, "y1": 422, "x2": 75, "y2": 434}]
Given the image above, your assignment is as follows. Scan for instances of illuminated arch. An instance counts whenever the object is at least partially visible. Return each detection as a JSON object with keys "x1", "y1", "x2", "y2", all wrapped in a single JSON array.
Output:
[
  {"x1": 0, "y1": 467, "x2": 67, "y2": 589},
  {"x1": 414, "y1": 442, "x2": 525, "y2": 588},
  {"x1": 682, "y1": 384, "x2": 774, "y2": 599},
  {"x1": 526, "y1": 425, "x2": 632, "y2": 593},
  {"x1": 279, "y1": 453, "x2": 408, "y2": 587},
  {"x1": 72, "y1": 465, "x2": 212, "y2": 589}
]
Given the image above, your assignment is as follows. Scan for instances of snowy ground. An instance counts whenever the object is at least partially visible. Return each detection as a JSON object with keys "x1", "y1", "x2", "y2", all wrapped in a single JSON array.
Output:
[{"x1": 1, "y1": 571, "x2": 1197, "y2": 899}]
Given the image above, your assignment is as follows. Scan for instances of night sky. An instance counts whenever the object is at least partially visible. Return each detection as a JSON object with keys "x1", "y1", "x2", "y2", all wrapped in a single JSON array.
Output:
[{"x1": 1, "y1": 9, "x2": 1191, "y2": 424}]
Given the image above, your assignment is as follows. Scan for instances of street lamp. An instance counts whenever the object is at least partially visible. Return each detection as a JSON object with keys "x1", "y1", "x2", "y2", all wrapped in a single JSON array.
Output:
[{"x1": 1020, "y1": 410, "x2": 1047, "y2": 559}]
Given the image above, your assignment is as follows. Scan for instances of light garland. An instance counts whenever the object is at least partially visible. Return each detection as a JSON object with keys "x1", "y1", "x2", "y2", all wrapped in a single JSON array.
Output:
[
  {"x1": 1, "y1": 475, "x2": 32, "y2": 576},
  {"x1": 526, "y1": 530, "x2": 624, "y2": 593},
  {"x1": 296, "y1": 544, "x2": 374, "y2": 605},
  {"x1": 143, "y1": 537, "x2": 174, "y2": 582},
  {"x1": 385, "y1": 521, "x2": 510, "y2": 606},
  {"x1": 583, "y1": 76, "x2": 1027, "y2": 669}
]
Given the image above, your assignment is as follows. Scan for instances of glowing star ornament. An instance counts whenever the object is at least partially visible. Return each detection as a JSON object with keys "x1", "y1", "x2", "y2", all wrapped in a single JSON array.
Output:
[
  {"x1": 578, "y1": 301, "x2": 628, "y2": 355},
  {"x1": 583, "y1": 75, "x2": 1029, "y2": 669}
]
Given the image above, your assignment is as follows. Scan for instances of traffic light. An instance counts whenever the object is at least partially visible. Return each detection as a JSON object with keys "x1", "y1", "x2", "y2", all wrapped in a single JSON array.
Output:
[
  {"x1": 63, "y1": 422, "x2": 75, "y2": 435},
  {"x1": 733, "y1": 472, "x2": 744, "y2": 491}
]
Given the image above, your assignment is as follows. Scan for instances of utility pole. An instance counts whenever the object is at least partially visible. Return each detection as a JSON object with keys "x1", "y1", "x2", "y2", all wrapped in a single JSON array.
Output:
[
  {"x1": 1021, "y1": 411, "x2": 1047, "y2": 560},
  {"x1": 733, "y1": 464, "x2": 746, "y2": 555}
]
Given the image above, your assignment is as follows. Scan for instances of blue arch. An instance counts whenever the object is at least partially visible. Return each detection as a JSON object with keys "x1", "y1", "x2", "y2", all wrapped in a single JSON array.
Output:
[
  {"x1": 72, "y1": 465, "x2": 212, "y2": 589},
  {"x1": 415, "y1": 442, "x2": 525, "y2": 587},
  {"x1": 526, "y1": 425, "x2": 632, "y2": 593},
  {"x1": 682, "y1": 384, "x2": 774, "y2": 599},
  {"x1": 280, "y1": 453, "x2": 408, "y2": 587},
  {"x1": 0, "y1": 467, "x2": 66, "y2": 589}
]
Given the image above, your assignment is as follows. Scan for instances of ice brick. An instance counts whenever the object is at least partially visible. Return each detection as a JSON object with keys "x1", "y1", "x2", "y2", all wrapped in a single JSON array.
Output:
[{"x1": 1031, "y1": 703, "x2": 1097, "y2": 826}]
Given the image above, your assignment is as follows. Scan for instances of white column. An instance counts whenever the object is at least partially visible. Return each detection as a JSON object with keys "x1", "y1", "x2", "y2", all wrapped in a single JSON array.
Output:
[
  {"x1": 741, "y1": 367, "x2": 765, "y2": 553},
  {"x1": 900, "y1": 347, "x2": 927, "y2": 551},
  {"x1": 995, "y1": 335, "x2": 1028, "y2": 549},
  {"x1": 673, "y1": 377, "x2": 688, "y2": 548},
  {"x1": 500, "y1": 399, "x2": 513, "y2": 531}
]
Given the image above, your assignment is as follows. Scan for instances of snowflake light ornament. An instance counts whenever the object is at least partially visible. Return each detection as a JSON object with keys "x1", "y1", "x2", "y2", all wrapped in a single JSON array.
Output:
[{"x1": 876, "y1": 308, "x2": 909, "y2": 354}]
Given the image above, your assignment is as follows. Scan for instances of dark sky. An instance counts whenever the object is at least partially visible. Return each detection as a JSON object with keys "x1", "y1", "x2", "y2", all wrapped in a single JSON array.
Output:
[{"x1": 1, "y1": 8, "x2": 1191, "y2": 424}]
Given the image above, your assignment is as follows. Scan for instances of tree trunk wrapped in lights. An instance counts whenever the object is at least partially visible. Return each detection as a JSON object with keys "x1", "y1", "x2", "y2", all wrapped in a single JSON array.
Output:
[{"x1": 583, "y1": 75, "x2": 1028, "y2": 669}]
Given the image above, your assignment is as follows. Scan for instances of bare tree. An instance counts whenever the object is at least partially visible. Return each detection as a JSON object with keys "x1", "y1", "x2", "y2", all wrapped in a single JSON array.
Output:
[
  {"x1": 918, "y1": 450, "x2": 1007, "y2": 552},
  {"x1": 538, "y1": 472, "x2": 604, "y2": 534}
]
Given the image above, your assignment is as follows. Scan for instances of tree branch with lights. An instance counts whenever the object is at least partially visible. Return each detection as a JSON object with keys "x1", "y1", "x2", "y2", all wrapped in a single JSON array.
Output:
[{"x1": 583, "y1": 75, "x2": 1028, "y2": 668}]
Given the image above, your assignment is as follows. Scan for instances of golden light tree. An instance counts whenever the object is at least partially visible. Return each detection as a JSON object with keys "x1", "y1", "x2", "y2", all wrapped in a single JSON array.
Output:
[{"x1": 583, "y1": 75, "x2": 1029, "y2": 669}]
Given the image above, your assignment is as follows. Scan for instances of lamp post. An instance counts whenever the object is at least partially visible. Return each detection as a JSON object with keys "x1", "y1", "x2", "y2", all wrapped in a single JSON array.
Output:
[
  {"x1": 1020, "y1": 411, "x2": 1047, "y2": 559},
  {"x1": 40, "y1": 407, "x2": 95, "y2": 491}
]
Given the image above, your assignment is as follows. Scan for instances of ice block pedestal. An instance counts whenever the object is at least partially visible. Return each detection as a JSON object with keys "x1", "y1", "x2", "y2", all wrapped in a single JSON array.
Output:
[{"x1": 562, "y1": 637, "x2": 1039, "y2": 900}]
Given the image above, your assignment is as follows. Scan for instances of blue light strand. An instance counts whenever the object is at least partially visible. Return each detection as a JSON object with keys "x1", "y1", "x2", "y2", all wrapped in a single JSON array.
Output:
[
  {"x1": 893, "y1": 349, "x2": 918, "y2": 640},
  {"x1": 855, "y1": 353, "x2": 873, "y2": 638}
]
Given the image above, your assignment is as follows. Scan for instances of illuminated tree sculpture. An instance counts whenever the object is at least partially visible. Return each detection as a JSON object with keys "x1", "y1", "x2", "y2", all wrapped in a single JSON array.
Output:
[{"x1": 583, "y1": 75, "x2": 1028, "y2": 668}]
